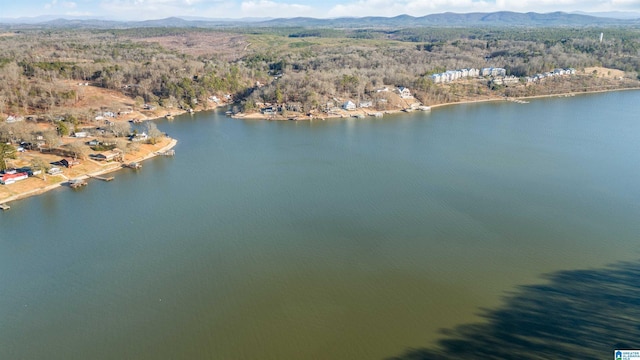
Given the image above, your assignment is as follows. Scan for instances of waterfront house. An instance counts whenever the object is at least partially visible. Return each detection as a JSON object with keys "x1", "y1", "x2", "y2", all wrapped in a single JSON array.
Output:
[
  {"x1": 92, "y1": 150, "x2": 122, "y2": 162},
  {"x1": 359, "y1": 101, "x2": 373, "y2": 108},
  {"x1": 397, "y1": 87, "x2": 412, "y2": 98},
  {"x1": 0, "y1": 172, "x2": 28, "y2": 185},
  {"x1": 262, "y1": 106, "x2": 276, "y2": 115},
  {"x1": 59, "y1": 158, "x2": 80, "y2": 168},
  {"x1": 342, "y1": 101, "x2": 356, "y2": 111},
  {"x1": 131, "y1": 132, "x2": 149, "y2": 142},
  {"x1": 47, "y1": 167, "x2": 62, "y2": 175}
]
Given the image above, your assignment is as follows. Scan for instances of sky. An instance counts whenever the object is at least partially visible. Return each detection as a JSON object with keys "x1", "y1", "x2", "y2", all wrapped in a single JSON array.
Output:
[{"x1": 2, "y1": 0, "x2": 640, "y2": 20}]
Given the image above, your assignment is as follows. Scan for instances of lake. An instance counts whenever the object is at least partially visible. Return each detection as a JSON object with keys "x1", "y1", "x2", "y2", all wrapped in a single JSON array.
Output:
[{"x1": 2, "y1": 91, "x2": 640, "y2": 359}]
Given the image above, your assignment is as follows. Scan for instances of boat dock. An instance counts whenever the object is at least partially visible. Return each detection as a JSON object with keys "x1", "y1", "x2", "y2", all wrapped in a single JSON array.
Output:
[
  {"x1": 123, "y1": 162, "x2": 142, "y2": 169},
  {"x1": 157, "y1": 150, "x2": 175, "y2": 156},
  {"x1": 0, "y1": 203, "x2": 10, "y2": 211},
  {"x1": 89, "y1": 175, "x2": 114, "y2": 181},
  {"x1": 69, "y1": 178, "x2": 88, "y2": 189}
]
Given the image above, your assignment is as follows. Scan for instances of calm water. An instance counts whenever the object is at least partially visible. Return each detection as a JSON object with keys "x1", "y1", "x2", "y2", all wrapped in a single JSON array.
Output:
[{"x1": 1, "y1": 91, "x2": 640, "y2": 359}]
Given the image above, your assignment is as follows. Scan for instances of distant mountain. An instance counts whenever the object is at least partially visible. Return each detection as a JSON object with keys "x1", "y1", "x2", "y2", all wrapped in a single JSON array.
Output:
[
  {"x1": 1, "y1": 11, "x2": 638, "y2": 29},
  {"x1": 573, "y1": 11, "x2": 640, "y2": 20},
  {"x1": 259, "y1": 11, "x2": 637, "y2": 28},
  {"x1": 40, "y1": 18, "x2": 123, "y2": 28},
  {"x1": 178, "y1": 16, "x2": 273, "y2": 22},
  {"x1": 0, "y1": 15, "x2": 108, "y2": 24}
]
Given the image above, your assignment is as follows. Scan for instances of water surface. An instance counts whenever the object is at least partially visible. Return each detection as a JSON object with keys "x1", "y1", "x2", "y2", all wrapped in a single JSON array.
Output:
[{"x1": 1, "y1": 91, "x2": 640, "y2": 359}]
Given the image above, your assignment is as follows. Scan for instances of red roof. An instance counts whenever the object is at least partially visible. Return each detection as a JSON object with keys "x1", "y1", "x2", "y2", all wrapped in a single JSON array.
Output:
[{"x1": 1, "y1": 172, "x2": 28, "y2": 182}]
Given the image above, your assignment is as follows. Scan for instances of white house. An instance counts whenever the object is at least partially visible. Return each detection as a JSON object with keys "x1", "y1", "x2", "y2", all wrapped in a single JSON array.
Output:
[
  {"x1": 48, "y1": 167, "x2": 62, "y2": 175},
  {"x1": 430, "y1": 68, "x2": 480, "y2": 84},
  {"x1": 73, "y1": 132, "x2": 88, "y2": 138},
  {"x1": 131, "y1": 132, "x2": 149, "y2": 142},
  {"x1": 5, "y1": 116, "x2": 23, "y2": 123},
  {"x1": 397, "y1": 87, "x2": 412, "y2": 98},
  {"x1": 342, "y1": 101, "x2": 356, "y2": 111}
]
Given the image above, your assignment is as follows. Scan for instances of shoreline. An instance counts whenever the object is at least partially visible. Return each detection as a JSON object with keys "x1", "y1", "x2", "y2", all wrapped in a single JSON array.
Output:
[
  {"x1": 234, "y1": 86, "x2": 640, "y2": 121},
  {"x1": 0, "y1": 137, "x2": 178, "y2": 207},
  {"x1": 2, "y1": 86, "x2": 638, "y2": 208},
  {"x1": 429, "y1": 86, "x2": 640, "y2": 110}
]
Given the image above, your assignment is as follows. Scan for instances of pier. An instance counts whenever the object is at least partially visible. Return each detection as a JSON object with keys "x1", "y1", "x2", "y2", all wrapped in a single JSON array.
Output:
[
  {"x1": 157, "y1": 150, "x2": 175, "y2": 156},
  {"x1": 89, "y1": 174, "x2": 114, "y2": 181}
]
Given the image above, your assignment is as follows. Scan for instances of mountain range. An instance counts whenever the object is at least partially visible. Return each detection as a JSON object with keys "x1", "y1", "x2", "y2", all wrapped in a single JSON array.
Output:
[{"x1": 1, "y1": 11, "x2": 639, "y2": 29}]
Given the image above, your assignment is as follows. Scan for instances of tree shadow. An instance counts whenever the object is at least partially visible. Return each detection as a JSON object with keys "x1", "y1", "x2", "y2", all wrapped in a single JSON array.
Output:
[{"x1": 388, "y1": 260, "x2": 640, "y2": 360}]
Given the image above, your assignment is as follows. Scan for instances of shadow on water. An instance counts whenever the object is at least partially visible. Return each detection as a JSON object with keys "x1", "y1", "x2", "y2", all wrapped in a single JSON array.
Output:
[{"x1": 389, "y1": 260, "x2": 640, "y2": 360}]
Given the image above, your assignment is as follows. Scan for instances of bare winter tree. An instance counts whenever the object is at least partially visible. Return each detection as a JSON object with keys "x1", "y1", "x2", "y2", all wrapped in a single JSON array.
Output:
[
  {"x1": 115, "y1": 138, "x2": 129, "y2": 154},
  {"x1": 66, "y1": 141, "x2": 89, "y2": 160},
  {"x1": 144, "y1": 121, "x2": 163, "y2": 144},
  {"x1": 42, "y1": 130, "x2": 60, "y2": 151},
  {"x1": 30, "y1": 157, "x2": 49, "y2": 180},
  {"x1": 111, "y1": 121, "x2": 132, "y2": 138}
]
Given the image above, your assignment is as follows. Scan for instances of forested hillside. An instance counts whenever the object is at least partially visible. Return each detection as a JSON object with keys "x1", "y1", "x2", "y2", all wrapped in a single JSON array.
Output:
[{"x1": 0, "y1": 25, "x2": 639, "y2": 122}]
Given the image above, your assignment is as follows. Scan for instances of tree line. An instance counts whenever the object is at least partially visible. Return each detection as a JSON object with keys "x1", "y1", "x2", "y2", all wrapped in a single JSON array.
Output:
[{"x1": 0, "y1": 26, "x2": 639, "y2": 120}]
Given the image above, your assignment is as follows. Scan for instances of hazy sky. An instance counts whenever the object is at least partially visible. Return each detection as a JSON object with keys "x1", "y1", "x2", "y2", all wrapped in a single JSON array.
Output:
[{"x1": 2, "y1": 0, "x2": 640, "y2": 20}]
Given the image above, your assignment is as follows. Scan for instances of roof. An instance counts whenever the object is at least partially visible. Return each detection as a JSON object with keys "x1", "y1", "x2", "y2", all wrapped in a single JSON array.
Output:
[
  {"x1": 93, "y1": 149, "x2": 122, "y2": 159},
  {"x1": 1, "y1": 172, "x2": 28, "y2": 183}
]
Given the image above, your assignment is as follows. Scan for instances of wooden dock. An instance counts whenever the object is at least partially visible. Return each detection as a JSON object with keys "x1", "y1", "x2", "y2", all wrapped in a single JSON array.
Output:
[
  {"x1": 157, "y1": 150, "x2": 175, "y2": 156},
  {"x1": 89, "y1": 174, "x2": 114, "y2": 181},
  {"x1": 69, "y1": 178, "x2": 88, "y2": 189},
  {"x1": 0, "y1": 203, "x2": 10, "y2": 211},
  {"x1": 123, "y1": 162, "x2": 142, "y2": 169}
]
